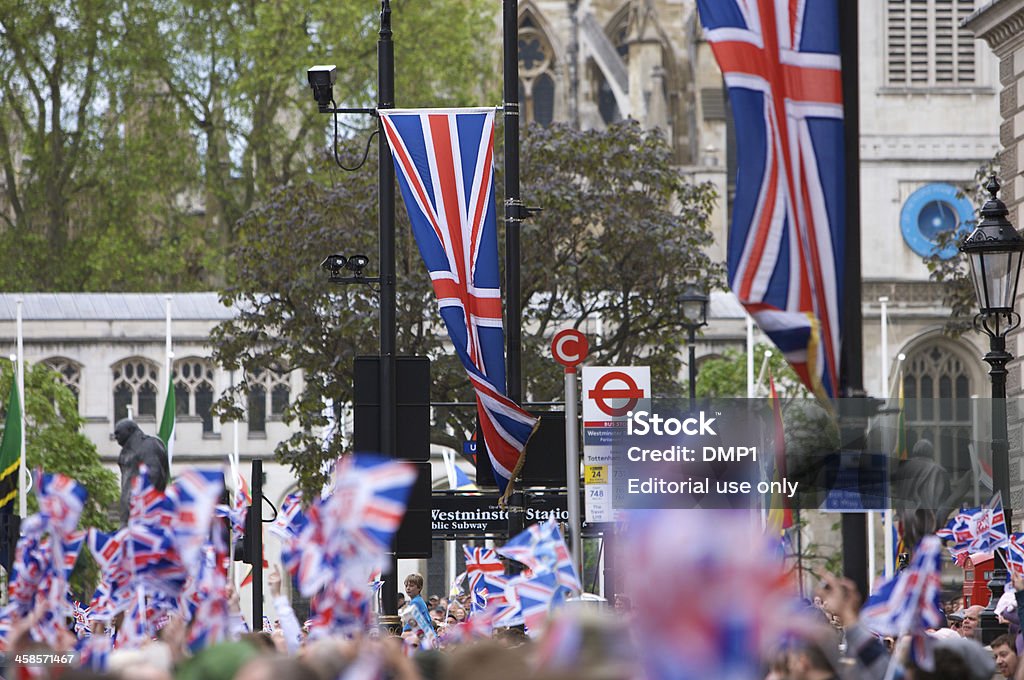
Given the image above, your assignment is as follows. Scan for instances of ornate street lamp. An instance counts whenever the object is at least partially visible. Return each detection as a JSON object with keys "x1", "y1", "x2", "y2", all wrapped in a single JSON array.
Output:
[
  {"x1": 680, "y1": 284, "x2": 709, "y2": 402},
  {"x1": 960, "y1": 175, "x2": 1024, "y2": 644}
]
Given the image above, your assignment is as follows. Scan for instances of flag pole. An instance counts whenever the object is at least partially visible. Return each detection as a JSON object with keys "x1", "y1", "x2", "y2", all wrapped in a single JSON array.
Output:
[
  {"x1": 881, "y1": 296, "x2": 894, "y2": 579},
  {"x1": 746, "y1": 315, "x2": 755, "y2": 398},
  {"x1": 16, "y1": 298, "x2": 25, "y2": 519},
  {"x1": 163, "y1": 295, "x2": 173, "y2": 470}
]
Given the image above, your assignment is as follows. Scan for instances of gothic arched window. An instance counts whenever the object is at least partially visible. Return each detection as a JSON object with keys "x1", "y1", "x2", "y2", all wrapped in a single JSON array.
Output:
[
  {"x1": 902, "y1": 343, "x2": 974, "y2": 474},
  {"x1": 112, "y1": 358, "x2": 159, "y2": 421},
  {"x1": 43, "y1": 357, "x2": 81, "y2": 410},
  {"x1": 174, "y1": 358, "x2": 216, "y2": 433},
  {"x1": 247, "y1": 367, "x2": 290, "y2": 434},
  {"x1": 519, "y1": 14, "x2": 556, "y2": 126}
]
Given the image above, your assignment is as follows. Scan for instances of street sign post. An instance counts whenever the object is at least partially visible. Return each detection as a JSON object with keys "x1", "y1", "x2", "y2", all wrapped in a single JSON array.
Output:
[
  {"x1": 581, "y1": 366, "x2": 651, "y2": 524},
  {"x1": 551, "y1": 329, "x2": 588, "y2": 577}
]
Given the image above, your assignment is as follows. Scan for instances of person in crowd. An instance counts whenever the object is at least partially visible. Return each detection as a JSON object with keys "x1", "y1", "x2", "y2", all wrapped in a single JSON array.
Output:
[
  {"x1": 947, "y1": 609, "x2": 964, "y2": 635},
  {"x1": 993, "y1": 633, "x2": 1019, "y2": 679},
  {"x1": 402, "y1": 572, "x2": 432, "y2": 633},
  {"x1": 785, "y1": 637, "x2": 841, "y2": 680},
  {"x1": 960, "y1": 605, "x2": 983, "y2": 639},
  {"x1": 267, "y1": 565, "x2": 303, "y2": 654}
]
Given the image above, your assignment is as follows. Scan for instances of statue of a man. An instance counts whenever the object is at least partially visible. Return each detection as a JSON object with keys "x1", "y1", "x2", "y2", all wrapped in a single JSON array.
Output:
[{"x1": 115, "y1": 418, "x2": 169, "y2": 525}]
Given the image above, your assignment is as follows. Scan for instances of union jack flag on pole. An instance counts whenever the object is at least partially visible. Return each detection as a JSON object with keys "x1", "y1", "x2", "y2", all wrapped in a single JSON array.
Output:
[
  {"x1": 695, "y1": 0, "x2": 845, "y2": 399},
  {"x1": 380, "y1": 108, "x2": 539, "y2": 495}
]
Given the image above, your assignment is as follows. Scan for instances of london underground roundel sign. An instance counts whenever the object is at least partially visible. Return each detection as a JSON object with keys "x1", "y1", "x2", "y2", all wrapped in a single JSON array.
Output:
[{"x1": 551, "y1": 329, "x2": 588, "y2": 371}]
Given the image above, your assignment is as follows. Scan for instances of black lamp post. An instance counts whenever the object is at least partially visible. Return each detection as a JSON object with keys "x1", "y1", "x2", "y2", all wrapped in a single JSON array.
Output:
[
  {"x1": 960, "y1": 175, "x2": 1024, "y2": 644},
  {"x1": 680, "y1": 285, "x2": 709, "y2": 402}
]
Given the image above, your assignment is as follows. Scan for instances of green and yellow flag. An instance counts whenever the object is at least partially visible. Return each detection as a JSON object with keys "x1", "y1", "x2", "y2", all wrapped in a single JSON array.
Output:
[{"x1": 0, "y1": 378, "x2": 21, "y2": 511}]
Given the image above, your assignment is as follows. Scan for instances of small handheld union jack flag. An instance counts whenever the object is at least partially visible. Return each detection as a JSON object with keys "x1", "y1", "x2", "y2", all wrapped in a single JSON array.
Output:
[
  {"x1": 860, "y1": 535, "x2": 945, "y2": 671},
  {"x1": 496, "y1": 519, "x2": 580, "y2": 594},
  {"x1": 938, "y1": 494, "x2": 1008, "y2": 555},
  {"x1": 380, "y1": 108, "x2": 539, "y2": 496}
]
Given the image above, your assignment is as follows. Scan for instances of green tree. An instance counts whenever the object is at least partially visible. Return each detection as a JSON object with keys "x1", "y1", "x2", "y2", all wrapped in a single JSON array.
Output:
[
  {"x1": 696, "y1": 343, "x2": 806, "y2": 399},
  {"x1": 122, "y1": 0, "x2": 499, "y2": 281},
  {"x1": 0, "y1": 0, "x2": 499, "y2": 291},
  {"x1": 211, "y1": 121, "x2": 726, "y2": 496},
  {"x1": 518, "y1": 122, "x2": 726, "y2": 401},
  {"x1": 0, "y1": 361, "x2": 119, "y2": 598},
  {"x1": 0, "y1": 362, "x2": 119, "y2": 531}
]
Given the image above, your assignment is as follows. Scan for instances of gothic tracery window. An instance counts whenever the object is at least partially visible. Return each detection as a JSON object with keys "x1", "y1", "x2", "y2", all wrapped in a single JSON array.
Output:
[
  {"x1": 247, "y1": 367, "x2": 290, "y2": 434},
  {"x1": 43, "y1": 357, "x2": 81, "y2": 409},
  {"x1": 518, "y1": 15, "x2": 556, "y2": 126},
  {"x1": 112, "y1": 358, "x2": 159, "y2": 421},
  {"x1": 902, "y1": 343, "x2": 973, "y2": 474},
  {"x1": 174, "y1": 358, "x2": 216, "y2": 433}
]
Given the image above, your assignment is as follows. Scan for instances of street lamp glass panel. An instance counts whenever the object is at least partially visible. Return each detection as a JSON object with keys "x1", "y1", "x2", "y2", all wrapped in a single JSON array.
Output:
[
  {"x1": 681, "y1": 298, "x2": 705, "y2": 324},
  {"x1": 969, "y1": 249, "x2": 1024, "y2": 314},
  {"x1": 680, "y1": 285, "x2": 709, "y2": 327}
]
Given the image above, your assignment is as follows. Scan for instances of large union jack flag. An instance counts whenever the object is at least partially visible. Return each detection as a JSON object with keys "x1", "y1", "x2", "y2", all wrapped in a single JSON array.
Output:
[
  {"x1": 380, "y1": 108, "x2": 539, "y2": 493},
  {"x1": 696, "y1": 0, "x2": 845, "y2": 399}
]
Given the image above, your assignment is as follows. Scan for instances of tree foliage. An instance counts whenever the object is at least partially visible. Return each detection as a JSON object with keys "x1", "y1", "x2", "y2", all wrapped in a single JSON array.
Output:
[
  {"x1": 211, "y1": 121, "x2": 726, "y2": 496},
  {"x1": 0, "y1": 0, "x2": 498, "y2": 291},
  {"x1": 0, "y1": 362, "x2": 119, "y2": 532},
  {"x1": 518, "y1": 122, "x2": 725, "y2": 400},
  {"x1": 0, "y1": 362, "x2": 119, "y2": 597},
  {"x1": 695, "y1": 343, "x2": 807, "y2": 400}
]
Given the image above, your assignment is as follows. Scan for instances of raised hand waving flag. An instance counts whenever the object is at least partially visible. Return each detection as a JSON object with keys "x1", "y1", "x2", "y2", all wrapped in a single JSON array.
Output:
[
  {"x1": 380, "y1": 108, "x2": 538, "y2": 496},
  {"x1": 695, "y1": 0, "x2": 845, "y2": 399}
]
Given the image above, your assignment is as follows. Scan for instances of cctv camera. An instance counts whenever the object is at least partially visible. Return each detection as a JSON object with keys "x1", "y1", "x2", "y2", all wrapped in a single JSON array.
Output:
[
  {"x1": 346, "y1": 254, "x2": 370, "y2": 273},
  {"x1": 320, "y1": 254, "x2": 347, "y2": 275},
  {"x1": 307, "y1": 65, "x2": 337, "y2": 112}
]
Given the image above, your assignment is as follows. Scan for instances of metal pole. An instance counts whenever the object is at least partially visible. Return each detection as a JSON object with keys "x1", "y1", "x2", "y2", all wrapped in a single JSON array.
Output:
[
  {"x1": 881, "y1": 296, "x2": 894, "y2": 579},
  {"x1": 746, "y1": 316, "x2": 755, "y2": 398},
  {"x1": 503, "y1": 0, "x2": 522, "y2": 404},
  {"x1": 980, "y1": 332, "x2": 1012, "y2": 644},
  {"x1": 377, "y1": 0, "x2": 401, "y2": 629},
  {"x1": 688, "y1": 327, "x2": 697, "y2": 403},
  {"x1": 838, "y1": 0, "x2": 868, "y2": 600},
  {"x1": 565, "y1": 368, "x2": 582, "y2": 576},
  {"x1": 251, "y1": 458, "x2": 263, "y2": 628},
  {"x1": 15, "y1": 299, "x2": 24, "y2": 519},
  {"x1": 503, "y1": 0, "x2": 526, "y2": 562}
]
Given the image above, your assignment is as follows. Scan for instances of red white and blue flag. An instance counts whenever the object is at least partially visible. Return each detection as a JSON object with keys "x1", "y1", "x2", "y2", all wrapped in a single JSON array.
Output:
[
  {"x1": 937, "y1": 494, "x2": 1008, "y2": 555},
  {"x1": 860, "y1": 535, "x2": 945, "y2": 671},
  {"x1": 695, "y1": 0, "x2": 845, "y2": 399},
  {"x1": 1008, "y1": 533, "x2": 1024, "y2": 580},
  {"x1": 380, "y1": 108, "x2": 539, "y2": 494},
  {"x1": 496, "y1": 519, "x2": 581, "y2": 593}
]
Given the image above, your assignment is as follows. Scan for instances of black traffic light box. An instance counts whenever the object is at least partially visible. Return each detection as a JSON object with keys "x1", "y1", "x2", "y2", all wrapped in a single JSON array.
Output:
[
  {"x1": 353, "y1": 356, "x2": 430, "y2": 462},
  {"x1": 353, "y1": 355, "x2": 432, "y2": 558}
]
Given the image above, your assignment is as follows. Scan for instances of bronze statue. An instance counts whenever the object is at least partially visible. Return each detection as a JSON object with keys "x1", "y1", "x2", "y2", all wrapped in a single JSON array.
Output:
[
  {"x1": 115, "y1": 418, "x2": 169, "y2": 525},
  {"x1": 892, "y1": 439, "x2": 954, "y2": 558}
]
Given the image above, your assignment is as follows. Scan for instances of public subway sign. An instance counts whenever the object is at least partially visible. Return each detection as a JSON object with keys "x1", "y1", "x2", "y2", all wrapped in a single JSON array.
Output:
[{"x1": 430, "y1": 492, "x2": 572, "y2": 538}]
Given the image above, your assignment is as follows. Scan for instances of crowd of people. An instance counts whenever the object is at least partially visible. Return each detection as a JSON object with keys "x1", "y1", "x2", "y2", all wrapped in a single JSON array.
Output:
[
  {"x1": 3, "y1": 462, "x2": 1022, "y2": 680},
  {"x1": 2, "y1": 564, "x2": 1022, "y2": 680}
]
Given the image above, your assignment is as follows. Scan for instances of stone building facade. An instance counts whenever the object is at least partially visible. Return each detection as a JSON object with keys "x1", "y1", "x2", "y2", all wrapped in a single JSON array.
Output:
[
  {"x1": 965, "y1": 0, "x2": 1024, "y2": 511},
  {"x1": 0, "y1": 1, "x2": 1006, "y2": 597}
]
